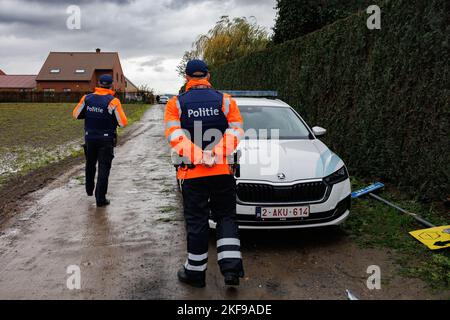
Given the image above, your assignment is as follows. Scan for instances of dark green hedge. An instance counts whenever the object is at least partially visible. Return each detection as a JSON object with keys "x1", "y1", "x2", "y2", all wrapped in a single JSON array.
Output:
[
  {"x1": 273, "y1": 0, "x2": 373, "y2": 44},
  {"x1": 212, "y1": 0, "x2": 449, "y2": 201}
]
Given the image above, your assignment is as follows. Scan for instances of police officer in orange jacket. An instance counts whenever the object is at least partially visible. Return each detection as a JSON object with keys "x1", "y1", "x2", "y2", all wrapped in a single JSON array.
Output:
[
  {"x1": 73, "y1": 74, "x2": 127, "y2": 207},
  {"x1": 164, "y1": 60, "x2": 244, "y2": 288}
]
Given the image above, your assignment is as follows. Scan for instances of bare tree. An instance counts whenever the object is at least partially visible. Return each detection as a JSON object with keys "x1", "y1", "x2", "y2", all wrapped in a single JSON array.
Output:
[{"x1": 137, "y1": 84, "x2": 155, "y2": 103}]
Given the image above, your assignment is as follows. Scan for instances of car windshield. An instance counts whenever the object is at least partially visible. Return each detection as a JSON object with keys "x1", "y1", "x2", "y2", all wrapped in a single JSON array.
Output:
[{"x1": 239, "y1": 105, "x2": 312, "y2": 139}]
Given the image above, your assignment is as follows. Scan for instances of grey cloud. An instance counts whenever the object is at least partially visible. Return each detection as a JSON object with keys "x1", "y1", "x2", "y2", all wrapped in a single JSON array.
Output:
[
  {"x1": 0, "y1": 2, "x2": 64, "y2": 28},
  {"x1": 22, "y1": 0, "x2": 133, "y2": 5},
  {"x1": 140, "y1": 58, "x2": 163, "y2": 67},
  {"x1": 0, "y1": 0, "x2": 276, "y2": 92},
  {"x1": 166, "y1": 0, "x2": 273, "y2": 10},
  {"x1": 153, "y1": 66, "x2": 166, "y2": 73},
  {"x1": 166, "y1": 0, "x2": 215, "y2": 9}
]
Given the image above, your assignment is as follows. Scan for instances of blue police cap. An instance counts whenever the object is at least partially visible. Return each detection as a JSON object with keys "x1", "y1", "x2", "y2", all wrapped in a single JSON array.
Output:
[
  {"x1": 185, "y1": 59, "x2": 209, "y2": 77},
  {"x1": 99, "y1": 74, "x2": 113, "y2": 86}
]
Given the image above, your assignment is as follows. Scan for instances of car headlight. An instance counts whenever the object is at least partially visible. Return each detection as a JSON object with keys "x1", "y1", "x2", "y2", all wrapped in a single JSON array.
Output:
[{"x1": 323, "y1": 166, "x2": 349, "y2": 185}]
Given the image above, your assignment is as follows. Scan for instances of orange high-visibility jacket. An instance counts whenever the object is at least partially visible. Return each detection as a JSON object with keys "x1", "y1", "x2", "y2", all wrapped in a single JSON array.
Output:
[
  {"x1": 73, "y1": 87, "x2": 128, "y2": 128},
  {"x1": 164, "y1": 79, "x2": 244, "y2": 180}
]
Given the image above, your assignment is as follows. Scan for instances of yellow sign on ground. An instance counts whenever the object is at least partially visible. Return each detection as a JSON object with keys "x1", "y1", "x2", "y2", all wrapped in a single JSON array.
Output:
[{"x1": 409, "y1": 225, "x2": 450, "y2": 250}]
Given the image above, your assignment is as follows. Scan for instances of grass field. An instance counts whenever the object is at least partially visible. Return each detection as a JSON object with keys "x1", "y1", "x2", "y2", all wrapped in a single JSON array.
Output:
[
  {"x1": 345, "y1": 178, "x2": 450, "y2": 290},
  {"x1": 0, "y1": 103, "x2": 150, "y2": 186}
]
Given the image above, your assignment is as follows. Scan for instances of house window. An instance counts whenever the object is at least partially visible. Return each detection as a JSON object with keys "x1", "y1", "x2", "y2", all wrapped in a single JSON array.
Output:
[
  {"x1": 43, "y1": 88, "x2": 55, "y2": 97},
  {"x1": 75, "y1": 69, "x2": 85, "y2": 74},
  {"x1": 50, "y1": 68, "x2": 60, "y2": 74},
  {"x1": 121, "y1": 75, "x2": 124, "y2": 83}
]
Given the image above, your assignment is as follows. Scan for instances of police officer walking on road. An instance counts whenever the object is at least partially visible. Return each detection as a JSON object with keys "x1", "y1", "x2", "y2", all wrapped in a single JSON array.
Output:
[
  {"x1": 73, "y1": 74, "x2": 128, "y2": 207},
  {"x1": 164, "y1": 59, "x2": 245, "y2": 288}
]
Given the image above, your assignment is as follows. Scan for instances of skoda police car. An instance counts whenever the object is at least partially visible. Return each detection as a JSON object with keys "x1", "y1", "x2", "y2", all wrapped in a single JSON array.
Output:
[{"x1": 214, "y1": 91, "x2": 351, "y2": 229}]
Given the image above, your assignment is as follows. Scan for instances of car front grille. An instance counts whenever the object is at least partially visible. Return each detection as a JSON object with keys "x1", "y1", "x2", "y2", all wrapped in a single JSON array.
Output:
[{"x1": 236, "y1": 181, "x2": 328, "y2": 203}]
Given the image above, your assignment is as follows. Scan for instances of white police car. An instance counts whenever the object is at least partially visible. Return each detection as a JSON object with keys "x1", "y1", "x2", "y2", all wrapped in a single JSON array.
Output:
[
  {"x1": 159, "y1": 95, "x2": 169, "y2": 104},
  {"x1": 211, "y1": 92, "x2": 351, "y2": 229}
]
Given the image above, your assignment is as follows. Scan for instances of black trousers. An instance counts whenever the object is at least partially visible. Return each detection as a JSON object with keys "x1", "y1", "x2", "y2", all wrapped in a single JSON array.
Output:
[
  {"x1": 84, "y1": 140, "x2": 114, "y2": 203},
  {"x1": 181, "y1": 174, "x2": 244, "y2": 280}
]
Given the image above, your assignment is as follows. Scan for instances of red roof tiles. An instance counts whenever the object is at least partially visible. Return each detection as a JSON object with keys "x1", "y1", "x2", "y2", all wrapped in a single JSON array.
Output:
[{"x1": 0, "y1": 75, "x2": 37, "y2": 89}]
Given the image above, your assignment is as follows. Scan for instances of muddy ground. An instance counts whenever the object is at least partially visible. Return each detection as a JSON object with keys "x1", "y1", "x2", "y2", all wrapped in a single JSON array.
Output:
[{"x1": 0, "y1": 105, "x2": 447, "y2": 300}]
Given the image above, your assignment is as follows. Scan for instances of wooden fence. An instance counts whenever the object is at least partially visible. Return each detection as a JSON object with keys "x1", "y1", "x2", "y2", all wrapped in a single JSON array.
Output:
[{"x1": 0, "y1": 91, "x2": 154, "y2": 104}]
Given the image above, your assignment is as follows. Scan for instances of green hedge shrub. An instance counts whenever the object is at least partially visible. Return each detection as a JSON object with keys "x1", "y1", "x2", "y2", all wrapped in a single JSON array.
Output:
[
  {"x1": 273, "y1": 0, "x2": 373, "y2": 44},
  {"x1": 212, "y1": 0, "x2": 449, "y2": 201}
]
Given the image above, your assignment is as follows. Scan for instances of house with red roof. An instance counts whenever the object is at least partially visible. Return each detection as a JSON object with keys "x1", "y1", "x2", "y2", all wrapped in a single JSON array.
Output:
[
  {"x1": 36, "y1": 48, "x2": 126, "y2": 93},
  {"x1": 0, "y1": 70, "x2": 37, "y2": 92}
]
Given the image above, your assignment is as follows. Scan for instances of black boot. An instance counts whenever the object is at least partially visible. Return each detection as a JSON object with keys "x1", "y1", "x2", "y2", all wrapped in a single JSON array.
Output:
[
  {"x1": 86, "y1": 185, "x2": 94, "y2": 196},
  {"x1": 177, "y1": 267, "x2": 205, "y2": 288},
  {"x1": 96, "y1": 199, "x2": 110, "y2": 207},
  {"x1": 224, "y1": 272, "x2": 240, "y2": 286}
]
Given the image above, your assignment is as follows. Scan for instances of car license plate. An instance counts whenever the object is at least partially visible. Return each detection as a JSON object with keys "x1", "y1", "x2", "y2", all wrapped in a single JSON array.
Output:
[{"x1": 256, "y1": 206, "x2": 310, "y2": 220}]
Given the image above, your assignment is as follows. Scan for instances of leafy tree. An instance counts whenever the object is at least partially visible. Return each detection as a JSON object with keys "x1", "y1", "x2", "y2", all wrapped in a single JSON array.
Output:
[
  {"x1": 273, "y1": 0, "x2": 371, "y2": 44},
  {"x1": 177, "y1": 16, "x2": 269, "y2": 76}
]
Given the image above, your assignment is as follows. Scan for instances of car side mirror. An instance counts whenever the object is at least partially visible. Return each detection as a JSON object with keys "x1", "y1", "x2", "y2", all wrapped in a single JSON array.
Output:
[{"x1": 312, "y1": 126, "x2": 327, "y2": 137}]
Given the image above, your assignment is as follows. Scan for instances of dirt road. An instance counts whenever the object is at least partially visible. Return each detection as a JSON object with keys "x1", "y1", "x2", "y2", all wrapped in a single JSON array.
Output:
[{"x1": 0, "y1": 105, "x2": 444, "y2": 300}]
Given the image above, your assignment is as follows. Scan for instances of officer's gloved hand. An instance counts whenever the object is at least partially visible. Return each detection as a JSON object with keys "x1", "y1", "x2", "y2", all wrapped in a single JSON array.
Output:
[{"x1": 202, "y1": 150, "x2": 216, "y2": 168}]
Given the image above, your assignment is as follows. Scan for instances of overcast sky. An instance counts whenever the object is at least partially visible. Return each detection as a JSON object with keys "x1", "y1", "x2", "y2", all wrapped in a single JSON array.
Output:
[{"x1": 0, "y1": 0, "x2": 276, "y2": 94}]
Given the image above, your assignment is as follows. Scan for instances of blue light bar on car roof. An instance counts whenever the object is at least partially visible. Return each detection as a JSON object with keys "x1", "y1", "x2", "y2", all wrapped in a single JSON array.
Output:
[{"x1": 220, "y1": 90, "x2": 278, "y2": 98}]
